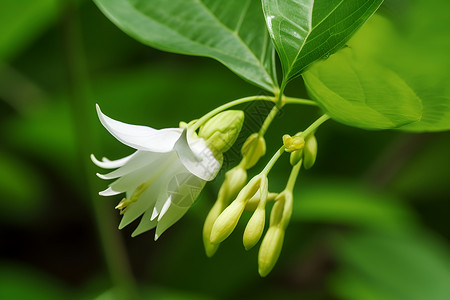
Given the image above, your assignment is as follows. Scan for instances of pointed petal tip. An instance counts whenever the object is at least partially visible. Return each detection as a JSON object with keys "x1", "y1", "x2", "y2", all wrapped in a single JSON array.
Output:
[
  {"x1": 96, "y1": 173, "x2": 109, "y2": 180},
  {"x1": 91, "y1": 154, "x2": 102, "y2": 166},
  {"x1": 158, "y1": 198, "x2": 172, "y2": 222},
  {"x1": 95, "y1": 103, "x2": 102, "y2": 115},
  {"x1": 150, "y1": 207, "x2": 158, "y2": 221},
  {"x1": 99, "y1": 187, "x2": 122, "y2": 196},
  {"x1": 154, "y1": 233, "x2": 159, "y2": 241}
]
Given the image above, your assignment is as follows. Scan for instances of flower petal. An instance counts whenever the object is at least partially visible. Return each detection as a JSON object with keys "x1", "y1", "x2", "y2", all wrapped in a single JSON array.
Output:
[
  {"x1": 91, "y1": 153, "x2": 134, "y2": 169},
  {"x1": 167, "y1": 172, "x2": 205, "y2": 207},
  {"x1": 174, "y1": 129, "x2": 222, "y2": 181},
  {"x1": 99, "y1": 186, "x2": 122, "y2": 196},
  {"x1": 118, "y1": 183, "x2": 163, "y2": 230},
  {"x1": 131, "y1": 209, "x2": 157, "y2": 237},
  {"x1": 152, "y1": 173, "x2": 205, "y2": 239},
  {"x1": 150, "y1": 162, "x2": 189, "y2": 221},
  {"x1": 118, "y1": 153, "x2": 182, "y2": 229},
  {"x1": 109, "y1": 152, "x2": 172, "y2": 193},
  {"x1": 96, "y1": 151, "x2": 159, "y2": 180},
  {"x1": 154, "y1": 200, "x2": 190, "y2": 240},
  {"x1": 96, "y1": 104, "x2": 182, "y2": 152}
]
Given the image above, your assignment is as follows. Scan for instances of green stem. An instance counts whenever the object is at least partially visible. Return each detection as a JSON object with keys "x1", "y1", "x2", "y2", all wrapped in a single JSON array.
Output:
[
  {"x1": 262, "y1": 145, "x2": 285, "y2": 174},
  {"x1": 283, "y1": 96, "x2": 317, "y2": 106},
  {"x1": 286, "y1": 159, "x2": 303, "y2": 192},
  {"x1": 62, "y1": 3, "x2": 138, "y2": 299},
  {"x1": 258, "y1": 104, "x2": 280, "y2": 136},
  {"x1": 296, "y1": 114, "x2": 331, "y2": 138},
  {"x1": 191, "y1": 95, "x2": 275, "y2": 131}
]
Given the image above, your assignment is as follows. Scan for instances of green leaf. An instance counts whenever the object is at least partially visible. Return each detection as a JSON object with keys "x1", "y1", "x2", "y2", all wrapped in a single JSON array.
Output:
[
  {"x1": 93, "y1": 0, "x2": 277, "y2": 92},
  {"x1": 0, "y1": 0, "x2": 59, "y2": 62},
  {"x1": 304, "y1": 14, "x2": 450, "y2": 131},
  {"x1": 262, "y1": 0, "x2": 383, "y2": 84},
  {"x1": 303, "y1": 47, "x2": 423, "y2": 130}
]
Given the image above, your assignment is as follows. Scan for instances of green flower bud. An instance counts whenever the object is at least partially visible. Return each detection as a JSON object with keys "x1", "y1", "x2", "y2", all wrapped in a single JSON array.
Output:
[
  {"x1": 241, "y1": 133, "x2": 266, "y2": 169},
  {"x1": 243, "y1": 207, "x2": 266, "y2": 250},
  {"x1": 219, "y1": 166, "x2": 248, "y2": 202},
  {"x1": 198, "y1": 110, "x2": 244, "y2": 153},
  {"x1": 203, "y1": 166, "x2": 247, "y2": 257},
  {"x1": 289, "y1": 149, "x2": 303, "y2": 166},
  {"x1": 209, "y1": 174, "x2": 264, "y2": 244},
  {"x1": 203, "y1": 200, "x2": 224, "y2": 257},
  {"x1": 258, "y1": 226, "x2": 285, "y2": 277},
  {"x1": 303, "y1": 134, "x2": 318, "y2": 170},
  {"x1": 243, "y1": 176, "x2": 268, "y2": 250},
  {"x1": 257, "y1": 190, "x2": 293, "y2": 277},
  {"x1": 273, "y1": 190, "x2": 293, "y2": 228},
  {"x1": 245, "y1": 192, "x2": 278, "y2": 211},
  {"x1": 209, "y1": 199, "x2": 246, "y2": 245},
  {"x1": 283, "y1": 134, "x2": 305, "y2": 153}
]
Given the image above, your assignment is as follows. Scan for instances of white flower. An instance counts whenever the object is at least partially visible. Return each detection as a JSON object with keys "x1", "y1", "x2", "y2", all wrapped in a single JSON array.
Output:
[{"x1": 92, "y1": 105, "x2": 222, "y2": 240}]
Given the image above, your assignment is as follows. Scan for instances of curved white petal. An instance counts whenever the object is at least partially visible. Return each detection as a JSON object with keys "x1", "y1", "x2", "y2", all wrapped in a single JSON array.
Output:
[
  {"x1": 96, "y1": 151, "x2": 159, "y2": 180},
  {"x1": 174, "y1": 129, "x2": 222, "y2": 181},
  {"x1": 96, "y1": 104, "x2": 182, "y2": 152},
  {"x1": 99, "y1": 186, "x2": 122, "y2": 196},
  {"x1": 91, "y1": 153, "x2": 134, "y2": 169}
]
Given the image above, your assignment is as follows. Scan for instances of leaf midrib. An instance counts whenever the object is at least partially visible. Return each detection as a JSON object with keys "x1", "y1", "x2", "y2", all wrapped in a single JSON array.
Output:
[{"x1": 284, "y1": 0, "x2": 345, "y2": 80}]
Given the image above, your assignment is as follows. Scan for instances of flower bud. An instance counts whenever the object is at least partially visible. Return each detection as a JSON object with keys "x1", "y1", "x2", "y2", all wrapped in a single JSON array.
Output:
[
  {"x1": 243, "y1": 207, "x2": 266, "y2": 250},
  {"x1": 209, "y1": 199, "x2": 246, "y2": 244},
  {"x1": 273, "y1": 190, "x2": 293, "y2": 228},
  {"x1": 203, "y1": 201, "x2": 225, "y2": 257},
  {"x1": 209, "y1": 174, "x2": 264, "y2": 244},
  {"x1": 198, "y1": 110, "x2": 244, "y2": 153},
  {"x1": 303, "y1": 134, "x2": 318, "y2": 169},
  {"x1": 283, "y1": 134, "x2": 305, "y2": 153},
  {"x1": 203, "y1": 166, "x2": 247, "y2": 256},
  {"x1": 258, "y1": 226, "x2": 285, "y2": 277},
  {"x1": 289, "y1": 149, "x2": 303, "y2": 166},
  {"x1": 220, "y1": 166, "x2": 247, "y2": 202},
  {"x1": 257, "y1": 190, "x2": 293, "y2": 276},
  {"x1": 245, "y1": 192, "x2": 278, "y2": 211},
  {"x1": 241, "y1": 133, "x2": 266, "y2": 169},
  {"x1": 243, "y1": 176, "x2": 268, "y2": 250}
]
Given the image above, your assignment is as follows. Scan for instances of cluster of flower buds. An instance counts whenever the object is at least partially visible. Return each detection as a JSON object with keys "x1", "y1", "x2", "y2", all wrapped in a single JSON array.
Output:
[
  {"x1": 203, "y1": 129, "x2": 319, "y2": 276},
  {"x1": 93, "y1": 101, "x2": 323, "y2": 277}
]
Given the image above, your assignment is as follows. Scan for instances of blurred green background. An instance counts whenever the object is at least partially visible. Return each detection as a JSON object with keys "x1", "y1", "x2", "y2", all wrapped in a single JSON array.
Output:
[{"x1": 0, "y1": 0, "x2": 449, "y2": 299}]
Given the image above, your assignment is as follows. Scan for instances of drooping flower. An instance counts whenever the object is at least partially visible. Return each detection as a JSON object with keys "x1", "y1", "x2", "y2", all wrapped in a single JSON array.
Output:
[{"x1": 92, "y1": 105, "x2": 224, "y2": 240}]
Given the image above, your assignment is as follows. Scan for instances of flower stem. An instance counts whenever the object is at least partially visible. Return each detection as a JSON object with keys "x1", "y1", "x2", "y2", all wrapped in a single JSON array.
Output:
[
  {"x1": 261, "y1": 145, "x2": 285, "y2": 174},
  {"x1": 286, "y1": 159, "x2": 303, "y2": 192},
  {"x1": 258, "y1": 103, "x2": 280, "y2": 136},
  {"x1": 191, "y1": 95, "x2": 275, "y2": 131},
  {"x1": 283, "y1": 96, "x2": 318, "y2": 106},
  {"x1": 296, "y1": 114, "x2": 331, "y2": 138}
]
